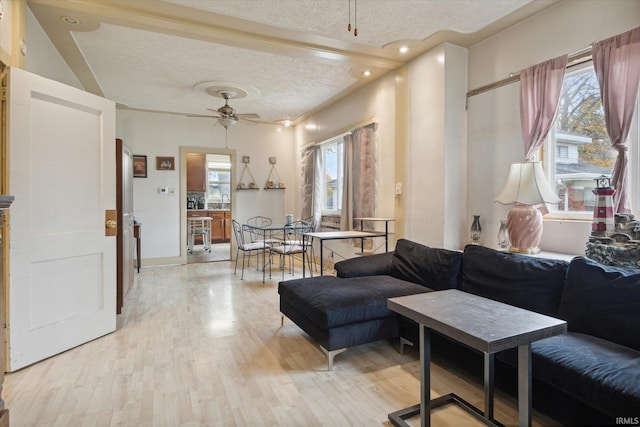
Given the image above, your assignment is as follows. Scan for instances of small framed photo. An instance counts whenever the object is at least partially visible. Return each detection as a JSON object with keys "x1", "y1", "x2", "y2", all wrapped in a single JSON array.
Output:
[
  {"x1": 156, "y1": 156, "x2": 175, "y2": 171},
  {"x1": 133, "y1": 155, "x2": 147, "y2": 178}
]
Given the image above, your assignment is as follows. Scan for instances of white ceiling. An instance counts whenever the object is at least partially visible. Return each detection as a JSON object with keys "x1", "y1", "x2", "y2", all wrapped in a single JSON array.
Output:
[{"x1": 27, "y1": 0, "x2": 561, "y2": 125}]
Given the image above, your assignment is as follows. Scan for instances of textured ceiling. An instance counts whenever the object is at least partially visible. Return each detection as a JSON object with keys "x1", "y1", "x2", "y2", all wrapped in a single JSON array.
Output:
[
  {"x1": 27, "y1": 0, "x2": 559, "y2": 125},
  {"x1": 163, "y1": 0, "x2": 532, "y2": 48}
]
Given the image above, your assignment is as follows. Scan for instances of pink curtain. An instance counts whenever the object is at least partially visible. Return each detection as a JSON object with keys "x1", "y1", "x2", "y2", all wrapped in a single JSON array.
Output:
[
  {"x1": 592, "y1": 26, "x2": 640, "y2": 214},
  {"x1": 340, "y1": 124, "x2": 377, "y2": 231},
  {"x1": 520, "y1": 55, "x2": 568, "y2": 160}
]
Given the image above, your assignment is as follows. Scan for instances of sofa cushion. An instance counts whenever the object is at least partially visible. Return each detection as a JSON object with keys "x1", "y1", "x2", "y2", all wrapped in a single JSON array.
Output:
[
  {"x1": 459, "y1": 245, "x2": 568, "y2": 317},
  {"x1": 531, "y1": 333, "x2": 640, "y2": 417},
  {"x1": 560, "y1": 256, "x2": 640, "y2": 351},
  {"x1": 389, "y1": 239, "x2": 462, "y2": 290},
  {"x1": 278, "y1": 275, "x2": 430, "y2": 329},
  {"x1": 335, "y1": 252, "x2": 394, "y2": 278}
]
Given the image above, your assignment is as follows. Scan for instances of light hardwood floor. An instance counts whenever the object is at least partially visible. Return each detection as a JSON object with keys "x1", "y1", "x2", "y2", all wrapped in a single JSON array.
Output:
[{"x1": 5, "y1": 261, "x2": 559, "y2": 426}]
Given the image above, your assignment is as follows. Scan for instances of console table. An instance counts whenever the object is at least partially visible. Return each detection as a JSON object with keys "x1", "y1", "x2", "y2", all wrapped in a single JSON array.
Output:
[
  {"x1": 354, "y1": 217, "x2": 394, "y2": 252},
  {"x1": 387, "y1": 290, "x2": 566, "y2": 427},
  {"x1": 302, "y1": 230, "x2": 386, "y2": 277}
]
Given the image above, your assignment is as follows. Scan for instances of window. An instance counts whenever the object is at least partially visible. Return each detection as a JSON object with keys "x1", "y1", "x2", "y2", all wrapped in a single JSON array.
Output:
[
  {"x1": 545, "y1": 64, "x2": 617, "y2": 219},
  {"x1": 206, "y1": 156, "x2": 231, "y2": 206},
  {"x1": 320, "y1": 138, "x2": 344, "y2": 213}
]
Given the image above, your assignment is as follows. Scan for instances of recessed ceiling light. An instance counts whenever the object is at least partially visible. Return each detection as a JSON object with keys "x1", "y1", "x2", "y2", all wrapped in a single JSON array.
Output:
[
  {"x1": 61, "y1": 16, "x2": 80, "y2": 25},
  {"x1": 362, "y1": 70, "x2": 372, "y2": 77},
  {"x1": 283, "y1": 120, "x2": 292, "y2": 127},
  {"x1": 399, "y1": 46, "x2": 409, "y2": 54}
]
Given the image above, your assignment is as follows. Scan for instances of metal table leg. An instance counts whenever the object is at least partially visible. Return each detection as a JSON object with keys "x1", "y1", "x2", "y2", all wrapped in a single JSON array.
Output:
[{"x1": 518, "y1": 343, "x2": 532, "y2": 427}]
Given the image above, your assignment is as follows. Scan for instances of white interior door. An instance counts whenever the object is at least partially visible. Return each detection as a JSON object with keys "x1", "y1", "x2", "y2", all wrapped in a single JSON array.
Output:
[
  {"x1": 8, "y1": 68, "x2": 116, "y2": 371},
  {"x1": 122, "y1": 144, "x2": 134, "y2": 301}
]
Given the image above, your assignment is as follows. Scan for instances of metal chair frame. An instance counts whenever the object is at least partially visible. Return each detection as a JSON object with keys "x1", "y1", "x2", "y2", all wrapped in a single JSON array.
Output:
[
  {"x1": 232, "y1": 219, "x2": 269, "y2": 280},
  {"x1": 270, "y1": 221, "x2": 314, "y2": 279}
]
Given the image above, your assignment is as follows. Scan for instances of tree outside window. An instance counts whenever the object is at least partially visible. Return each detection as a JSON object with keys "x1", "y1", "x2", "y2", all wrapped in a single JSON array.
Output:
[{"x1": 548, "y1": 65, "x2": 616, "y2": 215}]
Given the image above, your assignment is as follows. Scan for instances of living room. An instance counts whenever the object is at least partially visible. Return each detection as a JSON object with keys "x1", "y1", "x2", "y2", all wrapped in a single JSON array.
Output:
[{"x1": 1, "y1": 0, "x2": 639, "y2": 425}]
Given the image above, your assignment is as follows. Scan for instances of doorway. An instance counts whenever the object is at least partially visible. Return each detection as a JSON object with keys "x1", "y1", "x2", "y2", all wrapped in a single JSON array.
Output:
[{"x1": 181, "y1": 147, "x2": 234, "y2": 264}]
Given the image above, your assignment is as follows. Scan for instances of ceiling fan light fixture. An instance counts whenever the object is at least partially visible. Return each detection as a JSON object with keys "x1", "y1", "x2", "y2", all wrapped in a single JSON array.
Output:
[{"x1": 217, "y1": 117, "x2": 237, "y2": 129}]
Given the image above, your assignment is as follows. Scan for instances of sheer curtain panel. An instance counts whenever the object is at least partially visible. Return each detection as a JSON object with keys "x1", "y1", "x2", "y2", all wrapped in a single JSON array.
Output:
[{"x1": 520, "y1": 54, "x2": 568, "y2": 161}]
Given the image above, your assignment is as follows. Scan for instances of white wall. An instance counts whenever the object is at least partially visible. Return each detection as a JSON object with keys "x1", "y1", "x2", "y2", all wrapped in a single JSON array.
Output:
[
  {"x1": 117, "y1": 110, "x2": 296, "y2": 264},
  {"x1": 25, "y1": 8, "x2": 82, "y2": 89},
  {"x1": 467, "y1": 0, "x2": 640, "y2": 254},
  {"x1": 406, "y1": 43, "x2": 468, "y2": 250},
  {"x1": 0, "y1": 0, "x2": 13, "y2": 63}
]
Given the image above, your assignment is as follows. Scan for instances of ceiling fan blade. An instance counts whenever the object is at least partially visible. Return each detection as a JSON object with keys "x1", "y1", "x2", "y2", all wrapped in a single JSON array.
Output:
[
  {"x1": 187, "y1": 114, "x2": 219, "y2": 118},
  {"x1": 236, "y1": 113, "x2": 260, "y2": 119},
  {"x1": 237, "y1": 117, "x2": 258, "y2": 125}
]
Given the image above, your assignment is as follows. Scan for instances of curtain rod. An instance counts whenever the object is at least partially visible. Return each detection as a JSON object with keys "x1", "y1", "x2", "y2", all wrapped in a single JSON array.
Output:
[
  {"x1": 302, "y1": 117, "x2": 377, "y2": 149},
  {"x1": 466, "y1": 46, "x2": 594, "y2": 99}
]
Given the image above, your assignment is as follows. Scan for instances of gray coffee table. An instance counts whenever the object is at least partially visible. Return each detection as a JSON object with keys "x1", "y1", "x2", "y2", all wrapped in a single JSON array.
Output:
[{"x1": 387, "y1": 289, "x2": 567, "y2": 427}]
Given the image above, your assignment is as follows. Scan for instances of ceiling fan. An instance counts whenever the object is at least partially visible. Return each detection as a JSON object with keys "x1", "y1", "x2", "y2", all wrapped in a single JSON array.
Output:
[{"x1": 201, "y1": 90, "x2": 261, "y2": 129}]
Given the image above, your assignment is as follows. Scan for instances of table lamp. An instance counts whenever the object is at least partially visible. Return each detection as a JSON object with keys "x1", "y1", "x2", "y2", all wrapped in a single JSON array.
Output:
[{"x1": 495, "y1": 161, "x2": 560, "y2": 254}]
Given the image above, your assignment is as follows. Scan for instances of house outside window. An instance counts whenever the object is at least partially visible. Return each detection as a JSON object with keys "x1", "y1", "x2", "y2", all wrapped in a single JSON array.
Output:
[{"x1": 544, "y1": 64, "x2": 618, "y2": 219}]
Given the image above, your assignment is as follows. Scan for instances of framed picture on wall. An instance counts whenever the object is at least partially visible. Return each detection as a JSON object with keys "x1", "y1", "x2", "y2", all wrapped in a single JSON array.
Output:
[
  {"x1": 156, "y1": 156, "x2": 175, "y2": 171},
  {"x1": 133, "y1": 155, "x2": 147, "y2": 178}
]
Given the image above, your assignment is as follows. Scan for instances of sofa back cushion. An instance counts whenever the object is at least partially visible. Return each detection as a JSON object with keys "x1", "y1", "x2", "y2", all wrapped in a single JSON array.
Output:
[
  {"x1": 389, "y1": 239, "x2": 462, "y2": 290},
  {"x1": 560, "y1": 256, "x2": 640, "y2": 351},
  {"x1": 459, "y1": 245, "x2": 568, "y2": 317}
]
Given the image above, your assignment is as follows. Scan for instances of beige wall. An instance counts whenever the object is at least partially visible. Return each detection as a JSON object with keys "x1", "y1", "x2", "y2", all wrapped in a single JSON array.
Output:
[
  {"x1": 117, "y1": 110, "x2": 296, "y2": 263},
  {"x1": 467, "y1": 0, "x2": 640, "y2": 254},
  {"x1": 297, "y1": 41, "x2": 468, "y2": 252}
]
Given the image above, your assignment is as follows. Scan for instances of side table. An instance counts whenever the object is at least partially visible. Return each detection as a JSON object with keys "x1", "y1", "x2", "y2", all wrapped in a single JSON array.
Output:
[{"x1": 387, "y1": 290, "x2": 566, "y2": 427}]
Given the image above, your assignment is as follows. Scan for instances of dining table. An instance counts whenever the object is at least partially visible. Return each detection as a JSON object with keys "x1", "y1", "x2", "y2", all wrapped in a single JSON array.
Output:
[{"x1": 243, "y1": 221, "x2": 310, "y2": 282}]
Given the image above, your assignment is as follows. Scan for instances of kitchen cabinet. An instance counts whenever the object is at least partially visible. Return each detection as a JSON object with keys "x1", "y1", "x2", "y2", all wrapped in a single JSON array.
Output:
[
  {"x1": 209, "y1": 211, "x2": 226, "y2": 242},
  {"x1": 224, "y1": 211, "x2": 231, "y2": 240},
  {"x1": 186, "y1": 153, "x2": 206, "y2": 192}
]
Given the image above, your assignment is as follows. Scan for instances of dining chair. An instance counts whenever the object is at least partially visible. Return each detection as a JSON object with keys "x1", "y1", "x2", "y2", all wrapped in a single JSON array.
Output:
[
  {"x1": 188, "y1": 217, "x2": 211, "y2": 253},
  {"x1": 246, "y1": 215, "x2": 282, "y2": 245},
  {"x1": 232, "y1": 219, "x2": 269, "y2": 280},
  {"x1": 300, "y1": 216, "x2": 318, "y2": 272},
  {"x1": 270, "y1": 221, "x2": 314, "y2": 279}
]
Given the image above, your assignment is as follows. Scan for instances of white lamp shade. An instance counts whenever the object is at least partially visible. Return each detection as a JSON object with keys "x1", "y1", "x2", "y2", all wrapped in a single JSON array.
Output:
[{"x1": 495, "y1": 161, "x2": 561, "y2": 205}]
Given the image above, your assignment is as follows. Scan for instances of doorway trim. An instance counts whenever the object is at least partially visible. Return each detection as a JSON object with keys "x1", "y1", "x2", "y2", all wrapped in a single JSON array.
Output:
[{"x1": 179, "y1": 146, "x2": 236, "y2": 264}]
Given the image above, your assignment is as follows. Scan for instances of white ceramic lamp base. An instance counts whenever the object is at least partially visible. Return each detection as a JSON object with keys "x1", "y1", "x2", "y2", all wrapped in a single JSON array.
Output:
[{"x1": 507, "y1": 204, "x2": 543, "y2": 254}]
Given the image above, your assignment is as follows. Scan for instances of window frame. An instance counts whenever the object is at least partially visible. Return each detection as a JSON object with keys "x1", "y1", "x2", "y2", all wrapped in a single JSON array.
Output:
[
  {"x1": 319, "y1": 137, "x2": 344, "y2": 215},
  {"x1": 543, "y1": 62, "x2": 640, "y2": 221}
]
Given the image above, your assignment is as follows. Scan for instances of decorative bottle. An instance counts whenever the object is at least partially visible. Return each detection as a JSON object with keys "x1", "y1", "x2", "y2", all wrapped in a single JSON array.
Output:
[
  {"x1": 470, "y1": 215, "x2": 482, "y2": 245},
  {"x1": 498, "y1": 219, "x2": 509, "y2": 249}
]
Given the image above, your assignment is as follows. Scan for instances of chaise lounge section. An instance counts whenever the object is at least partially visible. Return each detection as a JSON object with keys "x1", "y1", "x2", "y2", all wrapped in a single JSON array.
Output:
[{"x1": 278, "y1": 239, "x2": 462, "y2": 369}]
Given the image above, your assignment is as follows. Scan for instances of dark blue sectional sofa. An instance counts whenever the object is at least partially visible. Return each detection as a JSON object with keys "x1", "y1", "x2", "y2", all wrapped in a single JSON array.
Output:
[{"x1": 278, "y1": 239, "x2": 640, "y2": 426}]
